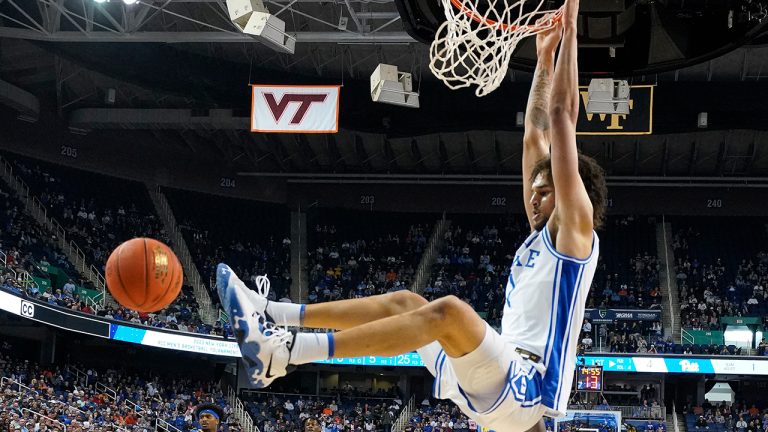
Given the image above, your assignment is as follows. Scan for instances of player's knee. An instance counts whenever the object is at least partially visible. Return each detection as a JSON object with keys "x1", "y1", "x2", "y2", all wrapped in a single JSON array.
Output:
[
  {"x1": 388, "y1": 290, "x2": 427, "y2": 311},
  {"x1": 426, "y1": 295, "x2": 467, "y2": 326}
]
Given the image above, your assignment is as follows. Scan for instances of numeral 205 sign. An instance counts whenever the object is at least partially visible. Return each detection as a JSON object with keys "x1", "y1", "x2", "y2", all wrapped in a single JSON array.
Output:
[{"x1": 251, "y1": 85, "x2": 340, "y2": 133}]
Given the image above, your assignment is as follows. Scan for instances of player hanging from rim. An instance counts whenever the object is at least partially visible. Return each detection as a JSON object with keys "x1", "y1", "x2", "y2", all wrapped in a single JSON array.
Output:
[{"x1": 218, "y1": 0, "x2": 606, "y2": 430}]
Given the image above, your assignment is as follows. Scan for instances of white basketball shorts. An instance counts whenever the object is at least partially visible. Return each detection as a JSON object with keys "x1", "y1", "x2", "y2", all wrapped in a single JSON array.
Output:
[{"x1": 417, "y1": 323, "x2": 548, "y2": 432}]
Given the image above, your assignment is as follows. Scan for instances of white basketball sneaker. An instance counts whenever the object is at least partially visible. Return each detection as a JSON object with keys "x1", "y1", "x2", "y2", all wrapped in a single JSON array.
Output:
[
  {"x1": 216, "y1": 263, "x2": 272, "y2": 319},
  {"x1": 217, "y1": 263, "x2": 293, "y2": 388}
]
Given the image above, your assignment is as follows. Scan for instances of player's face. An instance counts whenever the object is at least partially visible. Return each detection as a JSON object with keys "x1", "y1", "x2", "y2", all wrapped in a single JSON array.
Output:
[
  {"x1": 199, "y1": 413, "x2": 219, "y2": 431},
  {"x1": 530, "y1": 172, "x2": 556, "y2": 231},
  {"x1": 304, "y1": 419, "x2": 322, "y2": 432}
]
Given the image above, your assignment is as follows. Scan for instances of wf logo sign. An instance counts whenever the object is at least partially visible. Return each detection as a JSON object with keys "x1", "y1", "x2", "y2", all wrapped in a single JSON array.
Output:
[
  {"x1": 578, "y1": 90, "x2": 634, "y2": 130},
  {"x1": 575, "y1": 84, "x2": 654, "y2": 135}
]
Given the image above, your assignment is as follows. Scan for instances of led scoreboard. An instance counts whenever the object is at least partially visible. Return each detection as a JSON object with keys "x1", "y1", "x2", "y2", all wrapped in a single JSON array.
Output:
[{"x1": 576, "y1": 365, "x2": 604, "y2": 392}]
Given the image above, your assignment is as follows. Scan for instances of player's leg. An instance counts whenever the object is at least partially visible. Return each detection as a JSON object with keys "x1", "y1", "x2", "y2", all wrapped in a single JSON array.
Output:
[
  {"x1": 229, "y1": 285, "x2": 487, "y2": 387},
  {"x1": 216, "y1": 263, "x2": 427, "y2": 330},
  {"x1": 301, "y1": 290, "x2": 429, "y2": 330},
  {"x1": 528, "y1": 420, "x2": 547, "y2": 432},
  {"x1": 328, "y1": 295, "x2": 485, "y2": 359}
]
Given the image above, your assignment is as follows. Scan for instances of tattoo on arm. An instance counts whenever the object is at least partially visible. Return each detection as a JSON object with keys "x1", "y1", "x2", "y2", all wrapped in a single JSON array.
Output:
[
  {"x1": 527, "y1": 66, "x2": 552, "y2": 131},
  {"x1": 529, "y1": 107, "x2": 550, "y2": 131}
]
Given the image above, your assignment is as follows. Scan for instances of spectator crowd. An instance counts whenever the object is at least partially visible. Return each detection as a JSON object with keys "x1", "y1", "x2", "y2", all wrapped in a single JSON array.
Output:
[
  {"x1": 0, "y1": 351, "x2": 238, "y2": 432},
  {"x1": 685, "y1": 401, "x2": 768, "y2": 432},
  {"x1": 169, "y1": 188, "x2": 292, "y2": 304},
  {"x1": 307, "y1": 218, "x2": 429, "y2": 304},
  {"x1": 0, "y1": 161, "x2": 228, "y2": 337},
  {"x1": 673, "y1": 221, "x2": 768, "y2": 330},
  {"x1": 246, "y1": 392, "x2": 401, "y2": 432}
]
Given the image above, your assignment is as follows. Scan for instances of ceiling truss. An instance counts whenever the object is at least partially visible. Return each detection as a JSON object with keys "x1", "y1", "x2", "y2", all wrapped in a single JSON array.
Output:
[{"x1": 0, "y1": 0, "x2": 415, "y2": 43}]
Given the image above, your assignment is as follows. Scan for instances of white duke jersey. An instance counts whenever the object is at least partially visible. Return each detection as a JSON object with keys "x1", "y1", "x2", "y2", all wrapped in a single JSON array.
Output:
[{"x1": 502, "y1": 223, "x2": 599, "y2": 417}]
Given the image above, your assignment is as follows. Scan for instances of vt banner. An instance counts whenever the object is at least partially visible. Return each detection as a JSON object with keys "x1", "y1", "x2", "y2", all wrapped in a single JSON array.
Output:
[{"x1": 251, "y1": 84, "x2": 340, "y2": 133}]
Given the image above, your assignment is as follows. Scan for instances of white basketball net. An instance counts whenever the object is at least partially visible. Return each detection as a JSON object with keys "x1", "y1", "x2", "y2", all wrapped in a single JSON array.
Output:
[{"x1": 429, "y1": 0, "x2": 563, "y2": 97}]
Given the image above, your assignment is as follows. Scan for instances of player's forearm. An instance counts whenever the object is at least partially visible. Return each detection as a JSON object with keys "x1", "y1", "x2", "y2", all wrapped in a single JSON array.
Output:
[
  {"x1": 549, "y1": 28, "x2": 579, "y2": 124},
  {"x1": 524, "y1": 53, "x2": 556, "y2": 137}
]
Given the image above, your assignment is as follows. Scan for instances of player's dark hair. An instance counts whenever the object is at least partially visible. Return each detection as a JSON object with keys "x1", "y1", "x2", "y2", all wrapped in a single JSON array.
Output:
[
  {"x1": 530, "y1": 154, "x2": 607, "y2": 230},
  {"x1": 194, "y1": 403, "x2": 226, "y2": 423}
]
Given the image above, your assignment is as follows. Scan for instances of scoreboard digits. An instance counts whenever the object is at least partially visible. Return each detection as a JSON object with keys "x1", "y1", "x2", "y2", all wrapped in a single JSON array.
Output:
[{"x1": 576, "y1": 365, "x2": 603, "y2": 391}]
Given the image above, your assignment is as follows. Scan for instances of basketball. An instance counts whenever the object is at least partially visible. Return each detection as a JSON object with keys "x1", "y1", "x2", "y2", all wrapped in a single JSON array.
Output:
[{"x1": 105, "y1": 238, "x2": 183, "y2": 313}]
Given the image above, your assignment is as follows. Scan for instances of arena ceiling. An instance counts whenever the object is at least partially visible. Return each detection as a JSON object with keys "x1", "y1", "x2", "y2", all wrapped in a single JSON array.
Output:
[
  {"x1": 0, "y1": 0, "x2": 768, "y2": 180},
  {"x1": 3, "y1": 0, "x2": 768, "y2": 86}
]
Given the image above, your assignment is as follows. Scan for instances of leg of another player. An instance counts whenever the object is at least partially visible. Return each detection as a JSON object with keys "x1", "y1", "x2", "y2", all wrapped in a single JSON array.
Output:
[
  {"x1": 290, "y1": 295, "x2": 487, "y2": 365},
  {"x1": 301, "y1": 290, "x2": 429, "y2": 330},
  {"x1": 526, "y1": 420, "x2": 546, "y2": 432}
]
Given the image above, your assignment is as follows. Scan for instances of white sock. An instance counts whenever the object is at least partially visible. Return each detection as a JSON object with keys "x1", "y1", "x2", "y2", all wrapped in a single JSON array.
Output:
[
  {"x1": 288, "y1": 332, "x2": 334, "y2": 365},
  {"x1": 266, "y1": 301, "x2": 304, "y2": 327}
]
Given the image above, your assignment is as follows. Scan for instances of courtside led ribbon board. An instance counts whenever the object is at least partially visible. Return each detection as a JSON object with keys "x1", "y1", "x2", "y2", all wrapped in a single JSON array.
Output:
[
  {"x1": 251, "y1": 84, "x2": 341, "y2": 133},
  {"x1": 7, "y1": 290, "x2": 768, "y2": 371}
]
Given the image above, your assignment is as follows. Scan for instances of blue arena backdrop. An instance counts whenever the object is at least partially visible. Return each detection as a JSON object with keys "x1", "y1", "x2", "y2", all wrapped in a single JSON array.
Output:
[{"x1": 2, "y1": 289, "x2": 767, "y2": 374}]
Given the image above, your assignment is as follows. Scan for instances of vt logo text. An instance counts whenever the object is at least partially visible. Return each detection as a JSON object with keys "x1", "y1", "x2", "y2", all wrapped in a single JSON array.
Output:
[{"x1": 263, "y1": 93, "x2": 328, "y2": 125}]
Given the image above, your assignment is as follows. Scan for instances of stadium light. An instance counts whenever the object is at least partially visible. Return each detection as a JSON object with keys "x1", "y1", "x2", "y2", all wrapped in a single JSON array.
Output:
[
  {"x1": 724, "y1": 325, "x2": 752, "y2": 348},
  {"x1": 123, "y1": 0, "x2": 137, "y2": 4},
  {"x1": 370, "y1": 63, "x2": 420, "y2": 109},
  {"x1": 698, "y1": 112, "x2": 708, "y2": 128},
  {"x1": 586, "y1": 78, "x2": 630, "y2": 115},
  {"x1": 94, "y1": 0, "x2": 107, "y2": 3},
  {"x1": 226, "y1": 0, "x2": 296, "y2": 54}
]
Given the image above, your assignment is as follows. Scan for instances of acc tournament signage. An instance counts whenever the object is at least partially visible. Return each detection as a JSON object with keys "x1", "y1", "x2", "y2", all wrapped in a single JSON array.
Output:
[
  {"x1": 585, "y1": 309, "x2": 662, "y2": 323},
  {"x1": 579, "y1": 355, "x2": 768, "y2": 375},
  {"x1": 251, "y1": 84, "x2": 341, "y2": 133},
  {"x1": 5, "y1": 290, "x2": 768, "y2": 372},
  {"x1": 0, "y1": 289, "x2": 238, "y2": 357}
]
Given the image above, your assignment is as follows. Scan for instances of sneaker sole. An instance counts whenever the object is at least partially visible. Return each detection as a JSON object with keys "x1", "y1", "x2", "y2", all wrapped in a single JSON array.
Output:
[
  {"x1": 222, "y1": 268, "x2": 270, "y2": 386},
  {"x1": 217, "y1": 263, "x2": 275, "y2": 388},
  {"x1": 216, "y1": 263, "x2": 234, "y2": 311}
]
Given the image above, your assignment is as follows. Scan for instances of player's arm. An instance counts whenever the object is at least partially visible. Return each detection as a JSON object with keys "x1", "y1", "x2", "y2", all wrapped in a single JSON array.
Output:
[
  {"x1": 549, "y1": 0, "x2": 594, "y2": 255},
  {"x1": 523, "y1": 25, "x2": 561, "y2": 231}
]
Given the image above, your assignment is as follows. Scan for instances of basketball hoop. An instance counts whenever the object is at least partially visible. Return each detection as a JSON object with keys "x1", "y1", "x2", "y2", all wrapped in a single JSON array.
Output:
[{"x1": 429, "y1": 0, "x2": 564, "y2": 96}]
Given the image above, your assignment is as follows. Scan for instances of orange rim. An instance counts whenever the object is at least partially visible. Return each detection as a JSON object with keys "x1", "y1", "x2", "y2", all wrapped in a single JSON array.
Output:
[{"x1": 448, "y1": 0, "x2": 563, "y2": 32}]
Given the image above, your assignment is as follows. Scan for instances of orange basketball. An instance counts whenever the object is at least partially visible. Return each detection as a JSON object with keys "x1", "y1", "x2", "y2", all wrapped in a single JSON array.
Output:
[{"x1": 105, "y1": 238, "x2": 183, "y2": 313}]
